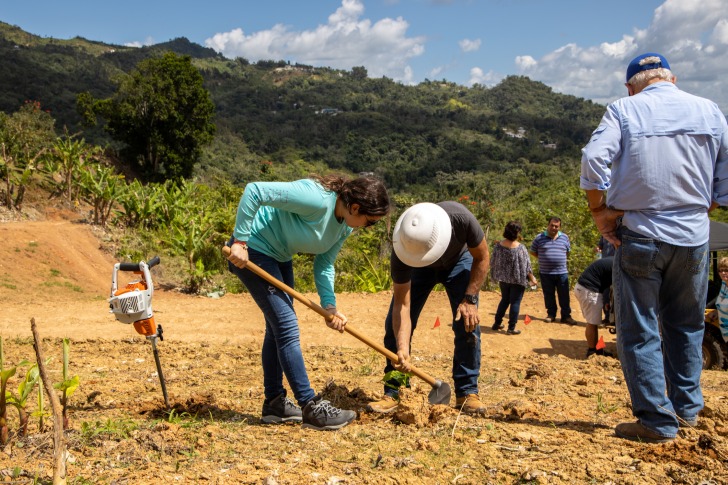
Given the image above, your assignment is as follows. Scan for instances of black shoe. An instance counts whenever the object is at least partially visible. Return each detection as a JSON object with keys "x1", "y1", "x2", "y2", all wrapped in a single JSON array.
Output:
[
  {"x1": 491, "y1": 323, "x2": 504, "y2": 331},
  {"x1": 586, "y1": 348, "x2": 614, "y2": 358},
  {"x1": 560, "y1": 317, "x2": 577, "y2": 325},
  {"x1": 262, "y1": 392, "x2": 302, "y2": 423},
  {"x1": 506, "y1": 328, "x2": 521, "y2": 335},
  {"x1": 302, "y1": 395, "x2": 356, "y2": 431}
]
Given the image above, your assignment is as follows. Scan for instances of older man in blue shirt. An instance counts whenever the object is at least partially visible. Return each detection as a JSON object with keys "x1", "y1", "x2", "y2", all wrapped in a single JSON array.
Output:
[{"x1": 581, "y1": 53, "x2": 728, "y2": 443}]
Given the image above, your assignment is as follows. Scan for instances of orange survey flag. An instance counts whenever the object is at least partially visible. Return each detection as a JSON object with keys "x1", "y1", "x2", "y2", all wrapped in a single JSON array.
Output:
[
  {"x1": 433, "y1": 316, "x2": 441, "y2": 328},
  {"x1": 596, "y1": 335, "x2": 606, "y2": 350},
  {"x1": 524, "y1": 315, "x2": 532, "y2": 325}
]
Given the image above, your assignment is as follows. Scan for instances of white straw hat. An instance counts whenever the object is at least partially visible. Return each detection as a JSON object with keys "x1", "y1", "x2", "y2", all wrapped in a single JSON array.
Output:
[{"x1": 393, "y1": 203, "x2": 452, "y2": 268}]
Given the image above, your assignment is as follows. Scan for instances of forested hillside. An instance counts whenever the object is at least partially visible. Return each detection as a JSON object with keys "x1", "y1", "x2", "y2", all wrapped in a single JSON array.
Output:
[
  {"x1": 1, "y1": 21, "x2": 639, "y2": 294},
  {"x1": 0, "y1": 21, "x2": 605, "y2": 191}
]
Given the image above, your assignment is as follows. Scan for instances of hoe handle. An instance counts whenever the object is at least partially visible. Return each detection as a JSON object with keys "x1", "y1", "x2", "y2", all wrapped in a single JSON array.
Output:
[{"x1": 222, "y1": 246, "x2": 438, "y2": 386}]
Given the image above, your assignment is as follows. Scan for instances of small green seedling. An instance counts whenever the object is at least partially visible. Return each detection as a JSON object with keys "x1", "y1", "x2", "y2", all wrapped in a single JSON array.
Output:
[
  {"x1": 0, "y1": 337, "x2": 31, "y2": 444},
  {"x1": 383, "y1": 370, "x2": 411, "y2": 394},
  {"x1": 596, "y1": 392, "x2": 619, "y2": 414},
  {"x1": 31, "y1": 378, "x2": 49, "y2": 432},
  {"x1": 53, "y1": 338, "x2": 79, "y2": 429},
  {"x1": 6, "y1": 363, "x2": 40, "y2": 437}
]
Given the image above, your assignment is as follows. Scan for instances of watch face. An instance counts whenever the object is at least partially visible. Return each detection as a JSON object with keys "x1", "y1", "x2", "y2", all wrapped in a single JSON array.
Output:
[{"x1": 465, "y1": 294, "x2": 478, "y2": 304}]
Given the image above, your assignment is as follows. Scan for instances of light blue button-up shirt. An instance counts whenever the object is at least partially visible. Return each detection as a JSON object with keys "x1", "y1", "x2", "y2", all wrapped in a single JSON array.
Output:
[{"x1": 580, "y1": 82, "x2": 728, "y2": 246}]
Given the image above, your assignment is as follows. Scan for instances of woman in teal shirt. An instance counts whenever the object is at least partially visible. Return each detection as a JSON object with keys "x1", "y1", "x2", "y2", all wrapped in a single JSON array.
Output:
[{"x1": 227, "y1": 174, "x2": 389, "y2": 430}]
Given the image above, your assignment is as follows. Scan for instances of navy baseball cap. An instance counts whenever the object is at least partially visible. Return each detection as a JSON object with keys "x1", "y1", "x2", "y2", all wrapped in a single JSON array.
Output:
[{"x1": 626, "y1": 53, "x2": 670, "y2": 82}]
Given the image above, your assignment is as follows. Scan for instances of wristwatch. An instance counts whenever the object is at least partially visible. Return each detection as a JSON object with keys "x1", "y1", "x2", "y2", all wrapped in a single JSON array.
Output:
[{"x1": 463, "y1": 294, "x2": 478, "y2": 305}]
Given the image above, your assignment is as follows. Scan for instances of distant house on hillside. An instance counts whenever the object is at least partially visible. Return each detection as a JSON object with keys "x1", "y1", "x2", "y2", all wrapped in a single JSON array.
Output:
[
  {"x1": 504, "y1": 127, "x2": 526, "y2": 139},
  {"x1": 317, "y1": 108, "x2": 340, "y2": 115}
]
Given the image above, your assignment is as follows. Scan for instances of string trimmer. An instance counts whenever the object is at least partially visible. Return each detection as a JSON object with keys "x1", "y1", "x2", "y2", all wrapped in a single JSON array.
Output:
[
  {"x1": 222, "y1": 246, "x2": 452, "y2": 405},
  {"x1": 108, "y1": 256, "x2": 170, "y2": 409}
]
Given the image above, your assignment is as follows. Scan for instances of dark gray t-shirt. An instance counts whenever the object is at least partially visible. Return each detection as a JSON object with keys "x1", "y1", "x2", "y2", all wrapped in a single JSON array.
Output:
[
  {"x1": 391, "y1": 201, "x2": 485, "y2": 284},
  {"x1": 577, "y1": 257, "x2": 613, "y2": 293}
]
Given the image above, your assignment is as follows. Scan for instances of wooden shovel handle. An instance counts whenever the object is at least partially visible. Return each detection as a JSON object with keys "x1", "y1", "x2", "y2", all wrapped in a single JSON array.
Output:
[{"x1": 222, "y1": 245, "x2": 437, "y2": 386}]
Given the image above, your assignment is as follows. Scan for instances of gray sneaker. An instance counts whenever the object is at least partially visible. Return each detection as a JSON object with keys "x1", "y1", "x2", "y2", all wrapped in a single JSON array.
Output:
[
  {"x1": 302, "y1": 395, "x2": 356, "y2": 430},
  {"x1": 261, "y1": 392, "x2": 302, "y2": 423}
]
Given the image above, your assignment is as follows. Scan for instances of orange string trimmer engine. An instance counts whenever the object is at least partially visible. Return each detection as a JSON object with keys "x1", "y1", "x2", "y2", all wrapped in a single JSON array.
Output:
[{"x1": 109, "y1": 257, "x2": 160, "y2": 336}]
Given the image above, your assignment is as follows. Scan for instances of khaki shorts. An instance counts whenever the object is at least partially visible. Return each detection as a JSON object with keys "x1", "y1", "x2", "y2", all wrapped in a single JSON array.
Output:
[{"x1": 574, "y1": 282, "x2": 603, "y2": 326}]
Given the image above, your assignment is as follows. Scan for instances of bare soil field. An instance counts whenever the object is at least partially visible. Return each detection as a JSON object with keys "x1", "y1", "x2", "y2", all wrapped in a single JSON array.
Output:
[{"x1": 0, "y1": 210, "x2": 727, "y2": 484}]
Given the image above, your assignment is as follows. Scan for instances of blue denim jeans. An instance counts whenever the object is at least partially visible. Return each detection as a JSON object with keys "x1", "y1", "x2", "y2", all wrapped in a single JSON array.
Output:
[
  {"x1": 539, "y1": 272, "x2": 571, "y2": 319},
  {"x1": 382, "y1": 251, "x2": 481, "y2": 398},
  {"x1": 494, "y1": 282, "x2": 526, "y2": 328},
  {"x1": 614, "y1": 227, "x2": 708, "y2": 438},
  {"x1": 228, "y1": 247, "x2": 316, "y2": 407}
]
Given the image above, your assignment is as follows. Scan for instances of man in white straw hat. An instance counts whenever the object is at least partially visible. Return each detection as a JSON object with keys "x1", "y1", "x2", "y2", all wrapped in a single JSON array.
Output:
[{"x1": 367, "y1": 201, "x2": 490, "y2": 415}]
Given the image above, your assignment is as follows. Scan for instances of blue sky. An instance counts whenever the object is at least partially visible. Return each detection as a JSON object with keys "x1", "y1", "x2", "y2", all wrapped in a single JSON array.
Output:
[{"x1": 3, "y1": 0, "x2": 728, "y2": 112}]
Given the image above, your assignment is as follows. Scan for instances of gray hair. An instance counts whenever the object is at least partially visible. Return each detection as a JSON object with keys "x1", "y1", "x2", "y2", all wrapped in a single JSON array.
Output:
[{"x1": 627, "y1": 56, "x2": 674, "y2": 89}]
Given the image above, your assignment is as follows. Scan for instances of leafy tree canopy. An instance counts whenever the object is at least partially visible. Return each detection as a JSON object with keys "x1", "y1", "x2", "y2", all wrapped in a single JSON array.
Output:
[{"x1": 82, "y1": 52, "x2": 216, "y2": 181}]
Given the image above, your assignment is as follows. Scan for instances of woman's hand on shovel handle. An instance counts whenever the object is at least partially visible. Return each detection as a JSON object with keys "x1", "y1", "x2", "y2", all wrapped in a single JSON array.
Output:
[
  {"x1": 226, "y1": 243, "x2": 249, "y2": 269},
  {"x1": 324, "y1": 307, "x2": 347, "y2": 333},
  {"x1": 394, "y1": 349, "x2": 412, "y2": 372}
]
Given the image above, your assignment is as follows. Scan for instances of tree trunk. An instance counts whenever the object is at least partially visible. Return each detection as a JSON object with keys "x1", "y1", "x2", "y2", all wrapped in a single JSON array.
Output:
[{"x1": 14, "y1": 185, "x2": 25, "y2": 210}]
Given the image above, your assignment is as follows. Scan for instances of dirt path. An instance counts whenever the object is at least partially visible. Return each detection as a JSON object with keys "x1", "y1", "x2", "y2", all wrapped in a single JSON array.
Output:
[
  {"x1": 1, "y1": 216, "x2": 726, "y2": 484},
  {"x1": 0, "y1": 219, "x2": 601, "y2": 358}
]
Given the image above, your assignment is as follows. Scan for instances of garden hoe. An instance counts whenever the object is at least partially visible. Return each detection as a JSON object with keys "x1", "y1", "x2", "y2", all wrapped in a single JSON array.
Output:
[
  {"x1": 222, "y1": 246, "x2": 452, "y2": 405},
  {"x1": 108, "y1": 256, "x2": 171, "y2": 410}
]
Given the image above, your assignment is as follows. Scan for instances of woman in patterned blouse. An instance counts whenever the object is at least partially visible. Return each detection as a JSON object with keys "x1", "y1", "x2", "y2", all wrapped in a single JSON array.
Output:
[{"x1": 490, "y1": 221, "x2": 538, "y2": 335}]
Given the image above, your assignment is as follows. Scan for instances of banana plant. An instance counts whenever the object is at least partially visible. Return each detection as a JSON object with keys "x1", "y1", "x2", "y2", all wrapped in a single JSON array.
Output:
[
  {"x1": 167, "y1": 213, "x2": 214, "y2": 292},
  {"x1": 115, "y1": 178, "x2": 162, "y2": 228},
  {"x1": 78, "y1": 163, "x2": 125, "y2": 226},
  {"x1": 5, "y1": 364, "x2": 40, "y2": 437},
  {"x1": 31, "y1": 377, "x2": 49, "y2": 432},
  {"x1": 0, "y1": 337, "x2": 31, "y2": 444},
  {"x1": 354, "y1": 253, "x2": 391, "y2": 293},
  {"x1": 50, "y1": 134, "x2": 100, "y2": 204},
  {"x1": 158, "y1": 179, "x2": 198, "y2": 225},
  {"x1": 53, "y1": 338, "x2": 79, "y2": 430}
]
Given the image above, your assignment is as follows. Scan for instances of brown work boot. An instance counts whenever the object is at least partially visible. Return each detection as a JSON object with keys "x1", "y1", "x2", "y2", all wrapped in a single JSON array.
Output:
[
  {"x1": 615, "y1": 421, "x2": 675, "y2": 443},
  {"x1": 366, "y1": 395, "x2": 398, "y2": 414},
  {"x1": 455, "y1": 394, "x2": 487, "y2": 415}
]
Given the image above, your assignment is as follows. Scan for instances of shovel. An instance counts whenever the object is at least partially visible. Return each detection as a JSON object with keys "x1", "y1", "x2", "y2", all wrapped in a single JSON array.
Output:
[{"x1": 222, "y1": 246, "x2": 451, "y2": 405}]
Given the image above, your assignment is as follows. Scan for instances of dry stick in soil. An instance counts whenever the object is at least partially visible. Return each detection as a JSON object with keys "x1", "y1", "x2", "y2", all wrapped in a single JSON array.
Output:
[{"x1": 31, "y1": 318, "x2": 67, "y2": 485}]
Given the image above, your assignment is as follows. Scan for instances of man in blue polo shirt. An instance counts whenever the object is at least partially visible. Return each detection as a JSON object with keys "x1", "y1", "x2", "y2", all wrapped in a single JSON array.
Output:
[{"x1": 530, "y1": 217, "x2": 574, "y2": 325}]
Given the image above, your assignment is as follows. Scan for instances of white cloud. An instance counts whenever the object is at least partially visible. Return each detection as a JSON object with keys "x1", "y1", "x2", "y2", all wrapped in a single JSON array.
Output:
[
  {"x1": 710, "y1": 18, "x2": 728, "y2": 44},
  {"x1": 459, "y1": 38, "x2": 481, "y2": 53},
  {"x1": 124, "y1": 36, "x2": 155, "y2": 48},
  {"x1": 204, "y1": 0, "x2": 425, "y2": 82},
  {"x1": 468, "y1": 67, "x2": 502, "y2": 87},
  {"x1": 515, "y1": 55, "x2": 537, "y2": 70},
  {"x1": 512, "y1": 0, "x2": 728, "y2": 112}
]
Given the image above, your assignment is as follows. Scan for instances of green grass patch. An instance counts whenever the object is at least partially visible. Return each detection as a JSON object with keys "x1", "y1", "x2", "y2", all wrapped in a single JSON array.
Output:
[{"x1": 41, "y1": 281, "x2": 83, "y2": 292}]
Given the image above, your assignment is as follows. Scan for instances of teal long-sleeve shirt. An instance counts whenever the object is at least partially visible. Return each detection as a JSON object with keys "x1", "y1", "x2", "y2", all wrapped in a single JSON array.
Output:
[{"x1": 233, "y1": 179, "x2": 352, "y2": 308}]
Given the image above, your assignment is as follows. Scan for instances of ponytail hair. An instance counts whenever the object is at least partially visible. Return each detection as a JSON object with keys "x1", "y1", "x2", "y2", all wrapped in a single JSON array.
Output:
[{"x1": 311, "y1": 174, "x2": 390, "y2": 216}]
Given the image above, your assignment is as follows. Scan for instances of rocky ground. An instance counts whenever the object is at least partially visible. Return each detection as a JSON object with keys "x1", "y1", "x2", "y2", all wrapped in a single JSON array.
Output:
[{"x1": 0, "y1": 212, "x2": 726, "y2": 484}]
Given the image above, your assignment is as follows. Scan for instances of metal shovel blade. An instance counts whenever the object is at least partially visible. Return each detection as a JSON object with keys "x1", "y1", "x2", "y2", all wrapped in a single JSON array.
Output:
[{"x1": 428, "y1": 380, "x2": 452, "y2": 405}]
